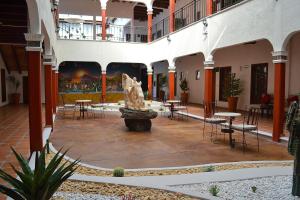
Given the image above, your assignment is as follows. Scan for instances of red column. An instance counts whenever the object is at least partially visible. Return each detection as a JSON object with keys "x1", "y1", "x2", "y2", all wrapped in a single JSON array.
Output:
[
  {"x1": 148, "y1": 73, "x2": 153, "y2": 100},
  {"x1": 27, "y1": 48, "x2": 43, "y2": 153},
  {"x1": 101, "y1": 9, "x2": 107, "y2": 40},
  {"x1": 44, "y1": 64, "x2": 53, "y2": 128},
  {"x1": 169, "y1": 0, "x2": 175, "y2": 33},
  {"x1": 204, "y1": 62, "x2": 215, "y2": 117},
  {"x1": 168, "y1": 69, "x2": 175, "y2": 100},
  {"x1": 55, "y1": 72, "x2": 59, "y2": 107},
  {"x1": 52, "y1": 70, "x2": 56, "y2": 114},
  {"x1": 102, "y1": 72, "x2": 106, "y2": 102},
  {"x1": 147, "y1": 11, "x2": 153, "y2": 43},
  {"x1": 206, "y1": 0, "x2": 213, "y2": 16},
  {"x1": 272, "y1": 51, "x2": 287, "y2": 142}
]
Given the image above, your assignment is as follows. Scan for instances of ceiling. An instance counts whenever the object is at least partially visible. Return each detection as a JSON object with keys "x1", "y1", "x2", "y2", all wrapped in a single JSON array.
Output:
[{"x1": 0, "y1": 0, "x2": 28, "y2": 72}]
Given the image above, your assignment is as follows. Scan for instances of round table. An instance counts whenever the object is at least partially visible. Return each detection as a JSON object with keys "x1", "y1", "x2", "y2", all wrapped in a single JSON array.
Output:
[
  {"x1": 166, "y1": 100, "x2": 181, "y2": 119},
  {"x1": 76, "y1": 100, "x2": 92, "y2": 119},
  {"x1": 214, "y1": 112, "x2": 241, "y2": 148}
]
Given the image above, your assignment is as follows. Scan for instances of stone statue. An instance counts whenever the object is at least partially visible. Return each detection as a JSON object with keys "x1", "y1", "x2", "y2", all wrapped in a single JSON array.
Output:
[
  {"x1": 120, "y1": 74, "x2": 157, "y2": 131},
  {"x1": 287, "y1": 101, "x2": 300, "y2": 196},
  {"x1": 122, "y1": 74, "x2": 145, "y2": 111}
]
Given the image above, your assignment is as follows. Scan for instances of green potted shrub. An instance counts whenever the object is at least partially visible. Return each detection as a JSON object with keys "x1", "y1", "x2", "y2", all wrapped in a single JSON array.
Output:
[
  {"x1": 223, "y1": 73, "x2": 243, "y2": 112},
  {"x1": 7, "y1": 76, "x2": 21, "y2": 105},
  {"x1": 179, "y1": 78, "x2": 189, "y2": 105},
  {"x1": 0, "y1": 147, "x2": 79, "y2": 200}
]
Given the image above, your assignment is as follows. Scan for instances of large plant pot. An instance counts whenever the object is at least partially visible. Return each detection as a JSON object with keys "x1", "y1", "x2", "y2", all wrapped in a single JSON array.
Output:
[
  {"x1": 181, "y1": 92, "x2": 189, "y2": 105},
  {"x1": 10, "y1": 93, "x2": 20, "y2": 105},
  {"x1": 227, "y1": 97, "x2": 238, "y2": 112}
]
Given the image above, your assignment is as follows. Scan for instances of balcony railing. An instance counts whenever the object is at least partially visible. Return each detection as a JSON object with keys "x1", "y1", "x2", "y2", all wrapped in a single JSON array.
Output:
[
  {"x1": 58, "y1": 21, "x2": 148, "y2": 43},
  {"x1": 212, "y1": 0, "x2": 244, "y2": 13},
  {"x1": 152, "y1": 0, "x2": 206, "y2": 40}
]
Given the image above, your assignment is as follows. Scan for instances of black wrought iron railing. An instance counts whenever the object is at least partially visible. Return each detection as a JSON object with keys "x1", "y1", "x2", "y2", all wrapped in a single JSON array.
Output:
[
  {"x1": 212, "y1": 0, "x2": 244, "y2": 14},
  {"x1": 152, "y1": 0, "x2": 206, "y2": 40}
]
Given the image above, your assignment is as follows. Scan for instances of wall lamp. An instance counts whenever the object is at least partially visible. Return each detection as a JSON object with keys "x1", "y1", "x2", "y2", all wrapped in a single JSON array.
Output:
[{"x1": 167, "y1": 35, "x2": 171, "y2": 42}]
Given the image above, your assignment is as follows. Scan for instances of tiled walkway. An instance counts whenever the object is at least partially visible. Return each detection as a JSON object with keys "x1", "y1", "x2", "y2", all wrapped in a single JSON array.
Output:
[{"x1": 51, "y1": 111, "x2": 291, "y2": 169}]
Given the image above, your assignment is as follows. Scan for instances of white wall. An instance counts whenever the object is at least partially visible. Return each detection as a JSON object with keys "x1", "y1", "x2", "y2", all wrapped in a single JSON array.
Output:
[
  {"x1": 0, "y1": 54, "x2": 8, "y2": 107},
  {"x1": 175, "y1": 53, "x2": 205, "y2": 104}
]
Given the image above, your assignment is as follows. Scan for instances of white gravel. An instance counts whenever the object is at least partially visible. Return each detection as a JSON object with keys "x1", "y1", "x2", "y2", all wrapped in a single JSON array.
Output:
[
  {"x1": 53, "y1": 192, "x2": 121, "y2": 200},
  {"x1": 170, "y1": 175, "x2": 298, "y2": 200}
]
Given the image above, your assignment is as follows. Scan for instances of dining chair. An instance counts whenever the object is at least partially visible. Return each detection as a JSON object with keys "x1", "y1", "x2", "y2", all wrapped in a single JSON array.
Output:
[
  {"x1": 202, "y1": 101, "x2": 227, "y2": 141},
  {"x1": 60, "y1": 94, "x2": 77, "y2": 119},
  {"x1": 231, "y1": 107, "x2": 260, "y2": 152}
]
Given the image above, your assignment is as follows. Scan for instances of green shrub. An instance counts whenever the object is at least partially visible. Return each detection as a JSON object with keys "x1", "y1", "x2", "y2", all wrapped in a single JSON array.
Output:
[
  {"x1": 113, "y1": 167, "x2": 125, "y2": 177},
  {"x1": 251, "y1": 186, "x2": 257, "y2": 193},
  {"x1": 209, "y1": 185, "x2": 220, "y2": 197},
  {"x1": 0, "y1": 147, "x2": 79, "y2": 200},
  {"x1": 203, "y1": 166, "x2": 215, "y2": 172}
]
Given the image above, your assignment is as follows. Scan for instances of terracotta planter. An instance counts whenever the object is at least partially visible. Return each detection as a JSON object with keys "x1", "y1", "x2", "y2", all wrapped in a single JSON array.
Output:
[
  {"x1": 181, "y1": 92, "x2": 189, "y2": 105},
  {"x1": 227, "y1": 96, "x2": 238, "y2": 112},
  {"x1": 10, "y1": 93, "x2": 20, "y2": 105}
]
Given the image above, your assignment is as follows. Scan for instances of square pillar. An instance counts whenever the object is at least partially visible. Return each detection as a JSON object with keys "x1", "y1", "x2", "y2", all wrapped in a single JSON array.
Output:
[
  {"x1": 101, "y1": 9, "x2": 107, "y2": 40},
  {"x1": 204, "y1": 61, "x2": 215, "y2": 117},
  {"x1": 52, "y1": 70, "x2": 57, "y2": 114},
  {"x1": 168, "y1": 66, "x2": 176, "y2": 100},
  {"x1": 169, "y1": 0, "x2": 175, "y2": 33},
  {"x1": 43, "y1": 55, "x2": 53, "y2": 129},
  {"x1": 147, "y1": 11, "x2": 153, "y2": 43},
  {"x1": 55, "y1": 71, "x2": 59, "y2": 108},
  {"x1": 272, "y1": 51, "x2": 288, "y2": 142},
  {"x1": 102, "y1": 71, "x2": 106, "y2": 102},
  {"x1": 147, "y1": 71, "x2": 153, "y2": 100},
  {"x1": 206, "y1": 0, "x2": 213, "y2": 15},
  {"x1": 25, "y1": 33, "x2": 44, "y2": 153}
]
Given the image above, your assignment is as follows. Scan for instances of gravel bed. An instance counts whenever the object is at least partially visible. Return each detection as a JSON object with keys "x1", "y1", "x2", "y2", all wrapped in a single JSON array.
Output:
[
  {"x1": 46, "y1": 152, "x2": 292, "y2": 177},
  {"x1": 170, "y1": 175, "x2": 295, "y2": 200},
  {"x1": 53, "y1": 192, "x2": 120, "y2": 200}
]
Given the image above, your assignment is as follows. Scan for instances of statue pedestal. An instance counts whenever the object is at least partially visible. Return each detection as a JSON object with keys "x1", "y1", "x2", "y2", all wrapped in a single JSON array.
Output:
[{"x1": 119, "y1": 107, "x2": 158, "y2": 131}]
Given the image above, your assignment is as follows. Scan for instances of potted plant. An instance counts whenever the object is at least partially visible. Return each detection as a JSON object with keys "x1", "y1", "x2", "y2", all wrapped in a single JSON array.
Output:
[
  {"x1": 180, "y1": 78, "x2": 189, "y2": 105},
  {"x1": 158, "y1": 75, "x2": 167, "y2": 101},
  {"x1": 0, "y1": 147, "x2": 79, "y2": 200},
  {"x1": 224, "y1": 73, "x2": 243, "y2": 112},
  {"x1": 7, "y1": 76, "x2": 21, "y2": 104}
]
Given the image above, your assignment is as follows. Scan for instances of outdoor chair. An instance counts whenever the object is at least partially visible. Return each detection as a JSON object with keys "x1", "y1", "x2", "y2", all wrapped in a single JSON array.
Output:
[
  {"x1": 160, "y1": 102, "x2": 171, "y2": 117},
  {"x1": 231, "y1": 107, "x2": 260, "y2": 152},
  {"x1": 60, "y1": 94, "x2": 77, "y2": 119},
  {"x1": 202, "y1": 101, "x2": 227, "y2": 141},
  {"x1": 174, "y1": 102, "x2": 189, "y2": 121}
]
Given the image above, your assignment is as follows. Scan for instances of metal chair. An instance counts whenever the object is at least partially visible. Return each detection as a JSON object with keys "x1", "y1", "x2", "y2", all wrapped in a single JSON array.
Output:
[
  {"x1": 174, "y1": 101, "x2": 189, "y2": 121},
  {"x1": 60, "y1": 94, "x2": 77, "y2": 119},
  {"x1": 202, "y1": 101, "x2": 227, "y2": 141},
  {"x1": 90, "y1": 103, "x2": 105, "y2": 118},
  {"x1": 231, "y1": 107, "x2": 260, "y2": 152}
]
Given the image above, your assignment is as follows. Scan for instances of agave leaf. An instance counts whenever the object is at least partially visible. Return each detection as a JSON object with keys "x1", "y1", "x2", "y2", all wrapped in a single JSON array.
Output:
[
  {"x1": 0, "y1": 185, "x2": 24, "y2": 200},
  {"x1": 0, "y1": 168, "x2": 25, "y2": 192},
  {"x1": 11, "y1": 148, "x2": 33, "y2": 177},
  {"x1": 9, "y1": 164, "x2": 32, "y2": 198}
]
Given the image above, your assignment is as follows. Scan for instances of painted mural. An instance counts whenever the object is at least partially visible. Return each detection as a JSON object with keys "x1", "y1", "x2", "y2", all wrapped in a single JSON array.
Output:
[{"x1": 59, "y1": 62, "x2": 102, "y2": 94}]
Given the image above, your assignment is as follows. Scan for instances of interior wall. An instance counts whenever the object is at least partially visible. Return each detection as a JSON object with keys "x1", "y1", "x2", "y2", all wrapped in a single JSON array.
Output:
[
  {"x1": 152, "y1": 61, "x2": 169, "y2": 99},
  {"x1": 175, "y1": 53, "x2": 205, "y2": 104},
  {"x1": 0, "y1": 54, "x2": 8, "y2": 107},
  {"x1": 213, "y1": 40, "x2": 276, "y2": 110},
  {"x1": 288, "y1": 32, "x2": 300, "y2": 96}
]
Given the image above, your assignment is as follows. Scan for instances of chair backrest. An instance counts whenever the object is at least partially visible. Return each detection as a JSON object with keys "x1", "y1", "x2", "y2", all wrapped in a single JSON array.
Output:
[
  {"x1": 246, "y1": 107, "x2": 260, "y2": 126},
  {"x1": 203, "y1": 101, "x2": 217, "y2": 118}
]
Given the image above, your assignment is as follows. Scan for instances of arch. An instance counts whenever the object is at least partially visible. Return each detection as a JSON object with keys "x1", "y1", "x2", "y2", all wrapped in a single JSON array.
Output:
[
  {"x1": 281, "y1": 30, "x2": 300, "y2": 51},
  {"x1": 26, "y1": 0, "x2": 41, "y2": 33},
  {"x1": 42, "y1": 22, "x2": 51, "y2": 55}
]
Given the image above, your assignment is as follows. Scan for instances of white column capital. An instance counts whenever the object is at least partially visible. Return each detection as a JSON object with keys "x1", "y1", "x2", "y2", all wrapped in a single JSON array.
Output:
[
  {"x1": 147, "y1": 68, "x2": 153, "y2": 75},
  {"x1": 102, "y1": 70, "x2": 106, "y2": 75},
  {"x1": 203, "y1": 60, "x2": 215, "y2": 69},
  {"x1": 43, "y1": 54, "x2": 54, "y2": 66},
  {"x1": 25, "y1": 33, "x2": 44, "y2": 52},
  {"x1": 147, "y1": 10, "x2": 153, "y2": 15},
  {"x1": 168, "y1": 65, "x2": 176, "y2": 72},
  {"x1": 100, "y1": 0, "x2": 107, "y2": 10},
  {"x1": 272, "y1": 51, "x2": 288, "y2": 63}
]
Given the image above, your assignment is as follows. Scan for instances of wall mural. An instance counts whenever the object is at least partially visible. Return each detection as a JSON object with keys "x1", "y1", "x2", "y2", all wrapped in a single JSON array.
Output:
[{"x1": 59, "y1": 61, "x2": 102, "y2": 94}]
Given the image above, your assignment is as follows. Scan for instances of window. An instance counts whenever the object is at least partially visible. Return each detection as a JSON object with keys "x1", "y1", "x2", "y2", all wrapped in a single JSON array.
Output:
[{"x1": 219, "y1": 67, "x2": 231, "y2": 101}]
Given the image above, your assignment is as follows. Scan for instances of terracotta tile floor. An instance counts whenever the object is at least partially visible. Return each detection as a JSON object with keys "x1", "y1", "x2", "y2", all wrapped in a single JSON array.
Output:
[{"x1": 51, "y1": 110, "x2": 292, "y2": 169}]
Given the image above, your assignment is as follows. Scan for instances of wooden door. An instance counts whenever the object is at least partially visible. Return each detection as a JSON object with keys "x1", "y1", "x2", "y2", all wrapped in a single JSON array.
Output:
[
  {"x1": 1, "y1": 69, "x2": 6, "y2": 102},
  {"x1": 23, "y1": 76, "x2": 28, "y2": 104},
  {"x1": 250, "y1": 63, "x2": 268, "y2": 104}
]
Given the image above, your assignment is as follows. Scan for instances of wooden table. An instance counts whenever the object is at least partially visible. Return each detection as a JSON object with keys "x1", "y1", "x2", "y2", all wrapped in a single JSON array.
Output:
[
  {"x1": 214, "y1": 112, "x2": 241, "y2": 148},
  {"x1": 166, "y1": 100, "x2": 181, "y2": 119},
  {"x1": 76, "y1": 100, "x2": 92, "y2": 119}
]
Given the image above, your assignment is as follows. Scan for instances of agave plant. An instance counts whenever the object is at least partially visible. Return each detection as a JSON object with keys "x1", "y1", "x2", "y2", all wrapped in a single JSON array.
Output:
[{"x1": 0, "y1": 147, "x2": 79, "y2": 200}]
